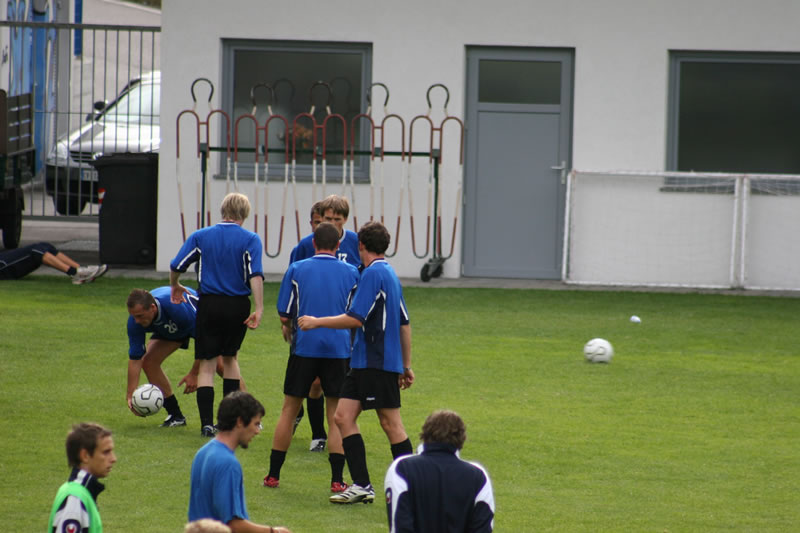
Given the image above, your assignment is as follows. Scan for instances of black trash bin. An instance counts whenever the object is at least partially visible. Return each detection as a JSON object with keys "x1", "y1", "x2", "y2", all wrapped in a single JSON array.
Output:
[{"x1": 92, "y1": 153, "x2": 158, "y2": 265}]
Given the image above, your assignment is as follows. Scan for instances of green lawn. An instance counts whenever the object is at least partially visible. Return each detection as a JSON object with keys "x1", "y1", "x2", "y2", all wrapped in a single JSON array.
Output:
[{"x1": 1, "y1": 277, "x2": 798, "y2": 532}]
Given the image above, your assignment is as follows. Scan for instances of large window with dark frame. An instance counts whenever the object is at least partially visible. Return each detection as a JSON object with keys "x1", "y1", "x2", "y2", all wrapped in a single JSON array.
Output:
[
  {"x1": 221, "y1": 40, "x2": 372, "y2": 181},
  {"x1": 666, "y1": 51, "x2": 800, "y2": 193}
]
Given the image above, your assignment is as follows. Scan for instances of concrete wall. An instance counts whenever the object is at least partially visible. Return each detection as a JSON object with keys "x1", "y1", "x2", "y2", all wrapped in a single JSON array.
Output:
[{"x1": 159, "y1": 0, "x2": 800, "y2": 278}]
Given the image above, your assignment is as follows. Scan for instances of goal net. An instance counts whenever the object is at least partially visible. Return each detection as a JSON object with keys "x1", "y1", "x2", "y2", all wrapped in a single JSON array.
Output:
[{"x1": 563, "y1": 170, "x2": 800, "y2": 290}]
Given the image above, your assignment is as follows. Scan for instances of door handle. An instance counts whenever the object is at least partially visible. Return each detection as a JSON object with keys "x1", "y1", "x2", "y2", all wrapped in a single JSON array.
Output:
[{"x1": 551, "y1": 161, "x2": 567, "y2": 184}]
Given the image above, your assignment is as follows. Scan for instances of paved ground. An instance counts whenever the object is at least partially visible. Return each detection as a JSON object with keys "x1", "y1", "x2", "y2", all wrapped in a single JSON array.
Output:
[
  {"x1": 15, "y1": 219, "x2": 800, "y2": 297},
  {"x1": 16, "y1": 219, "x2": 571, "y2": 288}
]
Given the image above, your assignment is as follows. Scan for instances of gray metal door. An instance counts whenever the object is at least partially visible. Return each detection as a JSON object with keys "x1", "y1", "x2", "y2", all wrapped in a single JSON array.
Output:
[{"x1": 463, "y1": 48, "x2": 573, "y2": 278}]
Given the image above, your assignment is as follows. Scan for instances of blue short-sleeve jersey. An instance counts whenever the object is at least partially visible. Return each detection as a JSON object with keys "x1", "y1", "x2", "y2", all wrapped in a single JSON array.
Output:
[
  {"x1": 127, "y1": 286, "x2": 198, "y2": 359},
  {"x1": 346, "y1": 259, "x2": 409, "y2": 372},
  {"x1": 188, "y1": 439, "x2": 249, "y2": 524},
  {"x1": 277, "y1": 254, "x2": 359, "y2": 359},
  {"x1": 290, "y1": 229, "x2": 361, "y2": 268},
  {"x1": 170, "y1": 222, "x2": 263, "y2": 296}
]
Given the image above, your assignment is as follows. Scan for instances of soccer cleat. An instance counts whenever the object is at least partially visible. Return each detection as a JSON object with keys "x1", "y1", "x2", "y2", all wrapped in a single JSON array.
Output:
[
  {"x1": 263, "y1": 475, "x2": 280, "y2": 488},
  {"x1": 309, "y1": 438, "x2": 326, "y2": 452},
  {"x1": 329, "y1": 483, "x2": 374, "y2": 504},
  {"x1": 160, "y1": 414, "x2": 187, "y2": 428},
  {"x1": 330, "y1": 481, "x2": 349, "y2": 493},
  {"x1": 201, "y1": 425, "x2": 218, "y2": 437}
]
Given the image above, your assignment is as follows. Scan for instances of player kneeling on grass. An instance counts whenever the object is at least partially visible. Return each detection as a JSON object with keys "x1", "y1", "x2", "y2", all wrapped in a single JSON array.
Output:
[
  {"x1": 127, "y1": 287, "x2": 248, "y2": 428},
  {"x1": 264, "y1": 222, "x2": 359, "y2": 493},
  {"x1": 298, "y1": 221, "x2": 415, "y2": 505}
]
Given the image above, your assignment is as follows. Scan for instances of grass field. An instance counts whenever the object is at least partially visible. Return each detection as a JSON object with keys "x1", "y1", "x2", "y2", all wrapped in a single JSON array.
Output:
[{"x1": 1, "y1": 276, "x2": 799, "y2": 532}]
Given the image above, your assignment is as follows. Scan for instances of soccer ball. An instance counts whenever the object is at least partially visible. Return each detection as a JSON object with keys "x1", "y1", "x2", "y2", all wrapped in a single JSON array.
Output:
[
  {"x1": 131, "y1": 383, "x2": 164, "y2": 416},
  {"x1": 584, "y1": 338, "x2": 614, "y2": 363}
]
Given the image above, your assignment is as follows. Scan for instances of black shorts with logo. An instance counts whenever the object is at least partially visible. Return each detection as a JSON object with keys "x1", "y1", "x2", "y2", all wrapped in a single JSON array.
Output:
[{"x1": 339, "y1": 368, "x2": 401, "y2": 410}]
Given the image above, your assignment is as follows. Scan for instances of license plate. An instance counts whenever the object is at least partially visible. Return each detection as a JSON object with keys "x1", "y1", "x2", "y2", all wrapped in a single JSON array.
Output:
[{"x1": 80, "y1": 169, "x2": 98, "y2": 182}]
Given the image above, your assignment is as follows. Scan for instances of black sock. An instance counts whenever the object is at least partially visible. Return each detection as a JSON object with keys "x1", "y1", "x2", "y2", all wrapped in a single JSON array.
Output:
[
  {"x1": 342, "y1": 433, "x2": 370, "y2": 487},
  {"x1": 268, "y1": 449, "x2": 287, "y2": 479},
  {"x1": 223, "y1": 378, "x2": 240, "y2": 397},
  {"x1": 66, "y1": 266, "x2": 77, "y2": 276},
  {"x1": 391, "y1": 438, "x2": 413, "y2": 459},
  {"x1": 163, "y1": 394, "x2": 183, "y2": 418},
  {"x1": 197, "y1": 386, "x2": 214, "y2": 427},
  {"x1": 307, "y1": 396, "x2": 327, "y2": 439},
  {"x1": 329, "y1": 452, "x2": 346, "y2": 484}
]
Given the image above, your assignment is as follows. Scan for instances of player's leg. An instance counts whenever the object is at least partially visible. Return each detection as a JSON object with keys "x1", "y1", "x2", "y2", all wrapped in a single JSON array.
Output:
[
  {"x1": 220, "y1": 354, "x2": 241, "y2": 397},
  {"x1": 376, "y1": 408, "x2": 413, "y2": 458},
  {"x1": 307, "y1": 377, "x2": 327, "y2": 451},
  {"x1": 215, "y1": 356, "x2": 247, "y2": 391},
  {"x1": 141, "y1": 338, "x2": 187, "y2": 427},
  {"x1": 331, "y1": 395, "x2": 373, "y2": 503},
  {"x1": 320, "y1": 358, "x2": 347, "y2": 491},
  {"x1": 264, "y1": 395, "x2": 304, "y2": 487}
]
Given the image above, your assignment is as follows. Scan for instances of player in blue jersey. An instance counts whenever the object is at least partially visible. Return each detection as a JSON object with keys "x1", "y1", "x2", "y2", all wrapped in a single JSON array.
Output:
[
  {"x1": 298, "y1": 221, "x2": 414, "y2": 504},
  {"x1": 264, "y1": 222, "x2": 359, "y2": 492},
  {"x1": 188, "y1": 391, "x2": 292, "y2": 533},
  {"x1": 289, "y1": 195, "x2": 362, "y2": 452},
  {"x1": 170, "y1": 192, "x2": 265, "y2": 437},
  {"x1": 126, "y1": 286, "x2": 197, "y2": 427},
  {"x1": 385, "y1": 410, "x2": 495, "y2": 533}
]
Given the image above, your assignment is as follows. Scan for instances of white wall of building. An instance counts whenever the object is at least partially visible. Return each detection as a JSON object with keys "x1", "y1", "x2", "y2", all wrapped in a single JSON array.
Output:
[{"x1": 159, "y1": 0, "x2": 800, "y2": 278}]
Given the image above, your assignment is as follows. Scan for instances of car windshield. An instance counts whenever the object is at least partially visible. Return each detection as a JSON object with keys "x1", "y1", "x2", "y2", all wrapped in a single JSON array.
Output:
[{"x1": 100, "y1": 82, "x2": 160, "y2": 125}]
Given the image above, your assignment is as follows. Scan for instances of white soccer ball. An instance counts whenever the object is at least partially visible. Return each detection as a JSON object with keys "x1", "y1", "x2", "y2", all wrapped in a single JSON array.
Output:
[
  {"x1": 131, "y1": 383, "x2": 164, "y2": 416},
  {"x1": 584, "y1": 338, "x2": 614, "y2": 363}
]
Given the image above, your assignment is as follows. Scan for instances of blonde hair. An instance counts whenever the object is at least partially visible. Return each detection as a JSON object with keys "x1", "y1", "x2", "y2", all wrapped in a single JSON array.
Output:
[
  {"x1": 220, "y1": 193, "x2": 251, "y2": 222},
  {"x1": 184, "y1": 519, "x2": 232, "y2": 533}
]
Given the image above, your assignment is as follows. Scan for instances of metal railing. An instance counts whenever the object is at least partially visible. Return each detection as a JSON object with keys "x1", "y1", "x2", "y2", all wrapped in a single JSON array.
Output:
[{"x1": 1, "y1": 21, "x2": 161, "y2": 218}]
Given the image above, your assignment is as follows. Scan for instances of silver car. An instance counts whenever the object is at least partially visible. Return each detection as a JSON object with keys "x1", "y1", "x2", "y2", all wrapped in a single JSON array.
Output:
[{"x1": 45, "y1": 71, "x2": 160, "y2": 215}]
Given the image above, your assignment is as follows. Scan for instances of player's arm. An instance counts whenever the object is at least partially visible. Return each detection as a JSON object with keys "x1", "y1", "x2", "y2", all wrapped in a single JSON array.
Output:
[
  {"x1": 227, "y1": 518, "x2": 292, "y2": 533},
  {"x1": 178, "y1": 359, "x2": 202, "y2": 394},
  {"x1": 279, "y1": 316, "x2": 294, "y2": 343},
  {"x1": 297, "y1": 313, "x2": 362, "y2": 331},
  {"x1": 169, "y1": 270, "x2": 189, "y2": 305},
  {"x1": 127, "y1": 358, "x2": 145, "y2": 416},
  {"x1": 399, "y1": 324, "x2": 414, "y2": 389},
  {"x1": 244, "y1": 275, "x2": 264, "y2": 329}
]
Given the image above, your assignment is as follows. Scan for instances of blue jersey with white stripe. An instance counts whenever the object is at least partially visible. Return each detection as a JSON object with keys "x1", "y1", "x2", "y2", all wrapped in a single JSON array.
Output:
[
  {"x1": 278, "y1": 254, "x2": 359, "y2": 359},
  {"x1": 170, "y1": 222, "x2": 263, "y2": 296},
  {"x1": 346, "y1": 259, "x2": 409, "y2": 372},
  {"x1": 290, "y1": 229, "x2": 361, "y2": 268},
  {"x1": 127, "y1": 286, "x2": 198, "y2": 359}
]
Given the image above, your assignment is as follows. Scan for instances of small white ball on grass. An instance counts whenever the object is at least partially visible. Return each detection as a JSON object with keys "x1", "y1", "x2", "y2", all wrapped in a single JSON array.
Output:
[{"x1": 630, "y1": 315, "x2": 641, "y2": 323}]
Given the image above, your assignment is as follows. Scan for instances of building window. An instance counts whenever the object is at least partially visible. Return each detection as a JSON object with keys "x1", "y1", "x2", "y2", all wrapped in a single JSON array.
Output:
[
  {"x1": 221, "y1": 40, "x2": 372, "y2": 181},
  {"x1": 667, "y1": 51, "x2": 800, "y2": 193}
]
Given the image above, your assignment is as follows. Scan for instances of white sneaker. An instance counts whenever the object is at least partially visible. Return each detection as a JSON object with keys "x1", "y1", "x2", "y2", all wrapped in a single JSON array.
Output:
[
  {"x1": 309, "y1": 438, "x2": 326, "y2": 452},
  {"x1": 329, "y1": 483, "x2": 374, "y2": 504},
  {"x1": 71, "y1": 265, "x2": 108, "y2": 285}
]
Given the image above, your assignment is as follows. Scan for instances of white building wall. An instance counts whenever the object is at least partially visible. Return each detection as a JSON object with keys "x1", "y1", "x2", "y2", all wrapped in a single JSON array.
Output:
[{"x1": 159, "y1": 0, "x2": 800, "y2": 278}]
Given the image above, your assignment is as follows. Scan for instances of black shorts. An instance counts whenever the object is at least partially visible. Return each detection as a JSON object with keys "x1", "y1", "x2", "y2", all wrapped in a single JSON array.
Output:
[
  {"x1": 283, "y1": 354, "x2": 349, "y2": 398},
  {"x1": 195, "y1": 294, "x2": 250, "y2": 359},
  {"x1": 150, "y1": 334, "x2": 190, "y2": 350},
  {"x1": 0, "y1": 242, "x2": 56, "y2": 280},
  {"x1": 339, "y1": 368, "x2": 401, "y2": 410}
]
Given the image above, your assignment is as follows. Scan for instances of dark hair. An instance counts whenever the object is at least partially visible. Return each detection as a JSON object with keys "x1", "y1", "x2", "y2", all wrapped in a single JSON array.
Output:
[
  {"x1": 309, "y1": 201, "x2": 324, "y2": 221},
  {"x1": 66, "y1": 423, "x2": 112, "y2": 468},
  {"x1": 419, "y1": 410, "x2": 467, "y2": 450},
  {"x1": 216, "y1": 391, "x2": 265, "y2": 431},
  {"x1": 357, "y1": 221, "x2": 390, "y2": 255},
  {"x1": 319, "y1": 194, "x2": 350, "y2": 218},
  {"x1": 126, "y1": 288, "x2": 156, "y2": 310},
  {"x1": 313, "y1": 222, "x2": 340, "y2": 252}
]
